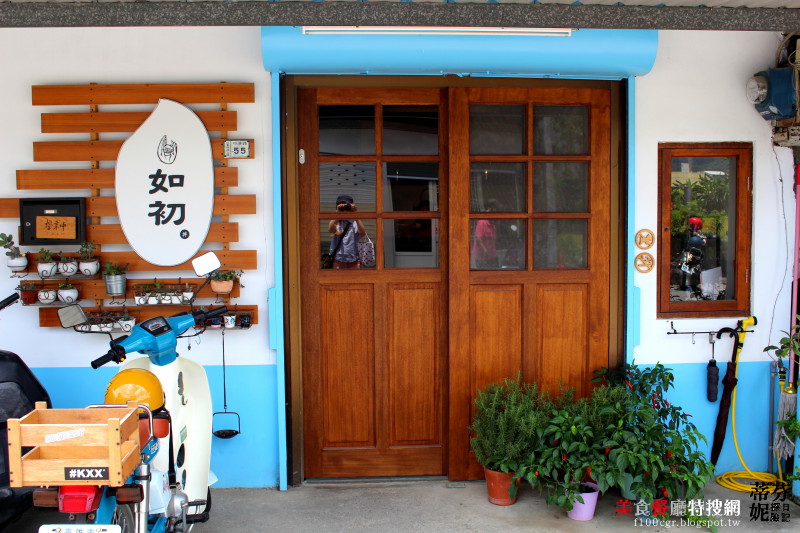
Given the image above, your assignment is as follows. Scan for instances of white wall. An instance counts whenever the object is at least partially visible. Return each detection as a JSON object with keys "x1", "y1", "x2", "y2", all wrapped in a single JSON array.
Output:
[
  {"x1": 634, "y1": 30, "x2": 796, "y2": 364},
  {"x1": 0, "y1": 27, "x2": 275, "y2": 368}
]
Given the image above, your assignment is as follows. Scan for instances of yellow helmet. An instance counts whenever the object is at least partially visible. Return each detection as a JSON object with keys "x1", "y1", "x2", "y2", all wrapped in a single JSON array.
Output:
[{"x1": 104, "y1": 369, "x2": 164, "y2": 411}]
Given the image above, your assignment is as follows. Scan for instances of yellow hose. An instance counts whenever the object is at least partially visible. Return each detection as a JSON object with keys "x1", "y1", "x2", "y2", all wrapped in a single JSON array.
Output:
[{"x1": 715, "y1": 318, "x2": 784, "y2": 492}]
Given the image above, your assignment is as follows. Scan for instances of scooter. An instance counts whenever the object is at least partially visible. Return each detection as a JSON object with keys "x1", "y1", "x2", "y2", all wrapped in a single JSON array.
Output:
[
  {"x1": 0, "y1": 293, "x2": 52, "y2": 531},
  {"x1": 22, "y1": 252, "x2": 228, "y2": 533}
]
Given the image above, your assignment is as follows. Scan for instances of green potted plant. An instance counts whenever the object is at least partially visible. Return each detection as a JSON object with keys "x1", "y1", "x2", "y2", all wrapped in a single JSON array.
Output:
[
  {"x1": 36, "y1": 248, "x2": 57, "y2": 278},
  {"x1": 103, "y1": 262, "x2": 128, "y2": 297},
  {"x1": 0, "y1": 233, "x2": 27, "y2": 272},
  {"x1": 78, "y1": 241, "x2": 100, "y2": 276},
  {"x1": 469, "y1": 374, "x2": 542, "y2": 505},
  {"x1": 57, "y1": 282, "x2": 79, "y2": 303},
  {"x1": 117, "y1": 311, "x2": 136, "y2": 332},
  {"x1": 210, "y1": 269, "x2": 242, "y2": 294},
  {"x1": 591, "y1": 363, "x2": 715, "y2": 503},
  {"x1": 57, "y1": 252, "x2": 79, "y2": 277},
  {"x1": 18, "y1": 281, "x2": 38, "y2": 305}
]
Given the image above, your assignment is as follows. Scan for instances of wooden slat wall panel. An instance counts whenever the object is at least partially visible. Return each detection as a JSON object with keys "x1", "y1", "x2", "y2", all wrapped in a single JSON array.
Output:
[
  {"x1": 40, "y1": 305, "x2": 259, "y2": 327},
  {"x1": 34, "y1": 139, "x2": 255, "y2": 162},
  {"x1": 17, "y1": 167, "x2": 239, "y2": 190},
  {"x1": 0, "y1": 195, "x2": 255, "y2": 218},
  {"x1": 33, "y1": 83, "x2": 255, "y2": 106},
  {"x1": 20, "y1": 250, "x2": 257, "y2": 273},
  {"x1": 88, "y1": 223, "x2": 239, "y2": 245},
  {"x1": 42, "y1": 111, "x2": 238, "y2": 134}
]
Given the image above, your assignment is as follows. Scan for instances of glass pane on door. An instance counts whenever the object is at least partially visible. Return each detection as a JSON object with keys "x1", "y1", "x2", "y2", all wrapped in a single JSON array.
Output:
[
  {"x1": 319, "y1": 105, "x2": 375, "y2": 155},
  {"x1": 320, "y1": 219, "x2": 377, "y2": 270},
  {"x1": 470, "y1": 105, "x2": 525, "y2": 155},
  {"x1": 383, "y1": 106, "x2": 438, "y2": 155},
  {"x1": 384, "y1": 219, "x2": 439, "y2": 268},
  {"x1": 470, "y1": 219, "x2": 526, "y2": 270},
  {"x1": 533, "y1": 219, "x2": 587, "y2": 269},
  {"x1": 534, "y1": 162, "x2": 589, "y2": 213},
  {"x1": 534, "y1": 105, "x2": 588, "y2": 155},
  {"x1": 319, "y1": 162, "x2": 376, "y2": 213},
  {"x1": 470, "y1": 163, "x2": 526, "y2": 214},
  {"x1": 384, "y1": 162, "x2": 439, "y2": 212}
]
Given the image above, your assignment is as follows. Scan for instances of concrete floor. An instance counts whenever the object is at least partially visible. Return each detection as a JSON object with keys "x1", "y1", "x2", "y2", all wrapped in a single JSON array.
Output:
[{"x1": 7, "y1": 479, "x2": 798, "y2": 532}]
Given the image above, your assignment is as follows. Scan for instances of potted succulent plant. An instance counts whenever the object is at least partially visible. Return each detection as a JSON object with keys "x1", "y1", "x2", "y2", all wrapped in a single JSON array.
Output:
[
  {"x1": 0, "y1": 233, "x2": 27, "y2": 272},
  {"x1": 103, "y1": 262, "x2": 128, "y2": 297},
  {"x1": 36, "y1": 248, "x2": 57, "y2": 278},
  {"x1": 57, "y1": 252, "x2": 79, "y2": 277},
  {"x1": 57, "y1": 282, "x2": 79, "y2": 303},
  {"x1": 223, "y1": 311, "x2": 237, "y2": 328},
  {"x1": 210, "y1": 270, "x2": 242, "y2": 294},
  {"x1": 117, "y1": 311, "x2": 136, "y2": 332},
  {"x1": 18, "y1": 281, "x2": 38, "y2": 305},
  {"x1": 78, "y1": 241, "x2": 100, "y2": 276}
]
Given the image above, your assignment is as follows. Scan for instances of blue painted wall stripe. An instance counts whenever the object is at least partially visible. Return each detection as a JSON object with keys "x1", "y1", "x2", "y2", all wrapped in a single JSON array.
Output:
[{"x1": 32, "y1": 365, "x2": 280, "y2": 488}]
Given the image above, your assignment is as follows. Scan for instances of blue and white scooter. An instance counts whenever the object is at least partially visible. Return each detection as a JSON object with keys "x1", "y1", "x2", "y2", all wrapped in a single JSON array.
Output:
[{"x1": 37, "y1": 252, "x2": 228, "y2": 533}]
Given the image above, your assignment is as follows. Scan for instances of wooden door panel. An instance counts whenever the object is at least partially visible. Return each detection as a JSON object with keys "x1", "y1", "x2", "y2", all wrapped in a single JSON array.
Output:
[
  {"x1": 388, "y1": 284, "x2": 440, "y2": 446},
  {"x1": 536, "y1": 284, "x2": 589, "y2": 395},
  {"x1": 320, "y1": 285, "x2": 375, "y2": 448},
  {"x1": 322, "y1": 447, "x2": 444, "y2": 477},
  {"x1": 471, "y1": 285, "x2": 524, "y2": 392}
]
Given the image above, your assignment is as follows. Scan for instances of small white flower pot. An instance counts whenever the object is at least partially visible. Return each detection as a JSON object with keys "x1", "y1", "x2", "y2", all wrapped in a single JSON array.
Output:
[
  {"x1": 78, "y1": 259, "x2": 100, "y2": 276},
  {"x1": 58, "y1": 261, "x2": 78, "y2": 277},
  {"x1": 37, "y1": 289, "x2": 57, "y2": 304},
  {"x1": 37, "y1": 262, "x2": 58, "y2": 278},
  {"x1": 7, "y1": 256, "x2": 27, "y2": 272},
  {"x1": 223, "y1": 315, "x2": 237, "y2": 328},
  {"x1": 118, "y1": 318, "x2": 136, "y2": 332},
  {"x1": 57, "y1": 288, "x2": 79, "y2": 303}
]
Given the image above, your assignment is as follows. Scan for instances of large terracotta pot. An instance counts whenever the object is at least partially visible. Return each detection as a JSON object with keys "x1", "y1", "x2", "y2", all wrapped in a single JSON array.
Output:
[{"x1": 483, "y1": 467, "x2": 519, "y2": 505}]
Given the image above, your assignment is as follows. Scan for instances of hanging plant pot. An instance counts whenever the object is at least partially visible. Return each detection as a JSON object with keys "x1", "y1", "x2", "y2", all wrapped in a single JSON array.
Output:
[
  {"x1": 57, "y1": 287, "x2": 79, "y2": 304},
  {"x1": 210, "y1": 279, "x2": 234, "y2": 294},
  {"x1": 78, "y1": 259, "x2": 100, "y2": 276},
  {"x1": 104, "y1": 274, "x2": 127, "y2": 297},
  {"x1": 19, "y1": 289, "x2": 38, "y2": 305},
  {"x1": 58, "y1": 260, "x2": 78, "y2": 277},
  {"x1": 8, "y1": 256, "x2": 28, "y2": 272},
  {"x1": 37, "y1": 288, "x2": 57, "y2": 304},
  {"x1": 37, "y1": 261, "x2": 58, "y2": 278},
  {"x1": 483, "y1": 467, "x2": 519, "y2": 505}
]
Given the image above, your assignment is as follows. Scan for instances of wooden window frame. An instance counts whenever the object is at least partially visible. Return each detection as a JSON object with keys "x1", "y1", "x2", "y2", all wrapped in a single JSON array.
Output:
[{"x1": 657, "y1": 142, "x2": 753, "y2": 319}]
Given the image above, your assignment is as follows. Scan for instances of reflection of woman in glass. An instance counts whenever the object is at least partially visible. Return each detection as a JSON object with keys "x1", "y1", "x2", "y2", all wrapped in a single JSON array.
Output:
[
  {"x1": 471, "y1": 199, "x2": 499, "y2": 269},
  {"x1": 328, "y1": 195, "x2": 366, "y2": 269}
]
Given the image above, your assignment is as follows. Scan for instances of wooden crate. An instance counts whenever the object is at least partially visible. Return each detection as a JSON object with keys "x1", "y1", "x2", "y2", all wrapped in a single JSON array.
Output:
[{"x1": 7, "y1": 401, "x2": 140, "y2": 487}]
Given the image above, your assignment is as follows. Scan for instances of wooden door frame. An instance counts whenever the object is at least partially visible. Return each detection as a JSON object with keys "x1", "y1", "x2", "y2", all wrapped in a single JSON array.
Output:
[{"x1": 282, "y1": 75, "x2": 625, "y2": 485}]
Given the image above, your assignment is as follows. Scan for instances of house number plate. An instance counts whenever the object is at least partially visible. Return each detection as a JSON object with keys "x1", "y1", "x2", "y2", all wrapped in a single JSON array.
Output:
[{"x1": 223, "y1": 140, "x2": 250, "y2": 159}]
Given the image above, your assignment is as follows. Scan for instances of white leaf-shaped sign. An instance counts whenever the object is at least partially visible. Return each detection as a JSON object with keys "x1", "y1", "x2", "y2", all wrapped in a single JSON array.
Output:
[{"x1": 116, "y1": 99, "x2": 214, "y2": 266}]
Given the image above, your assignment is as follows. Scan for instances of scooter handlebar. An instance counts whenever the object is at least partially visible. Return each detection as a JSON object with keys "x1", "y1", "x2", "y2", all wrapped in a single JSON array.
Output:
[
  {"x1": 91, "y1": 345, "x2": 126, "y2": 369},
  {"x1": 0, "y1": 292, "x2": 20, "y2": 312},
  {"x1": 192, "y1": 305, "x2": 228, "y2": 324}
]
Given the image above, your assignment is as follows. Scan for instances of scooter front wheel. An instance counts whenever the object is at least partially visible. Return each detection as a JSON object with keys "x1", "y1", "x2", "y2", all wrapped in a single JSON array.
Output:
[{"x1": 112, "y1": 502, "x2": 136, "y2": 533}]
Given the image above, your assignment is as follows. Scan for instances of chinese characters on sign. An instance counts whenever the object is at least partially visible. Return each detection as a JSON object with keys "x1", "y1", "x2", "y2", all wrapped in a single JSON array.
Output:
[
  {"x1": 35, "y1": 215, "x2": 77, "y2": 240},
  {"x1": 148, "y1": 169, "x2": 186, "y2": 227}
]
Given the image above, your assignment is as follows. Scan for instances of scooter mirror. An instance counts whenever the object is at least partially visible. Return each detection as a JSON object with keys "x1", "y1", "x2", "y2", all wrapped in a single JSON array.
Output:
[
  {"x1": 192, "y1": 252, "x2": 222, "y2": 278},
  {"x1": 58, "y1": 304, "x2": 88, "y2": 328}
]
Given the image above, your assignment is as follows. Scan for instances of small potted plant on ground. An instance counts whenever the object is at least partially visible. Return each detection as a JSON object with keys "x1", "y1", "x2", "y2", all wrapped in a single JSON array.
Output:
[
  {"x1": 0, "y1": 233, "x2": 27, "y2": 272},
  {"x1": 103, "y1": 262, "x2": 128, "y2": 297},
  {"x1": 210, "y1": 270, "x2": 242, "y2": 294},
  {"x1": 57, "y1": 282, "x2": 79, "y2": 303},
  {"x1": 78, "y1": 241, "x2": 100, "y2": 276},
  {"x1": 57, "y1": 252, "x2": 79, "y2": 277},
  {"x1": 36, "y1": 248, "x2": 57, "y2": 278},
  {"x1": 18, "y1": 281, "x2": 38, "y2": 305},
  {"x1": 469, "y1": 374, "x2": 543, "y2": 505}
]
